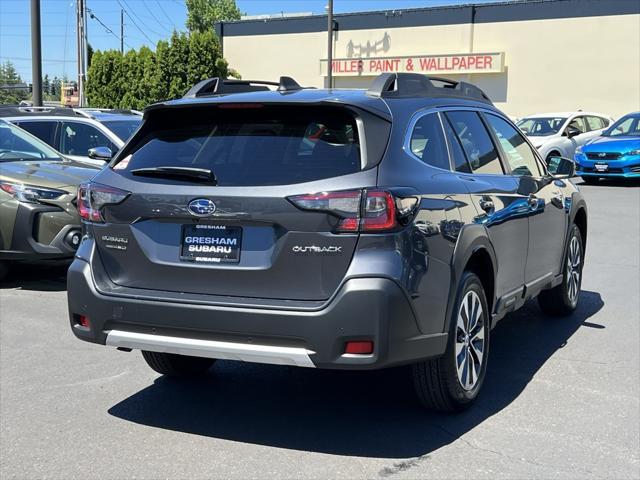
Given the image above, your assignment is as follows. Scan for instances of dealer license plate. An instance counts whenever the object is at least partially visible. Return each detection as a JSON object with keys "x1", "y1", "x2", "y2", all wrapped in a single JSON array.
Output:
[
  {"x1": 594, "y1": 163, "x2": 609, "y2": 172},
  {"x1": 180, "y1": 224, "x2": 242, "y2": 263}
]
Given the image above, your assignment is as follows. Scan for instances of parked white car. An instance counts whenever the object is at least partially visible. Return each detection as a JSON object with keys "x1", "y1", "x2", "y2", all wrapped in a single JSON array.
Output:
[
  {"x1": 0, "y1": 107, "x2": 141, "y2": 166},
  {"x1": 516, "y1": 111, "x2": 614, "y2": 163}
]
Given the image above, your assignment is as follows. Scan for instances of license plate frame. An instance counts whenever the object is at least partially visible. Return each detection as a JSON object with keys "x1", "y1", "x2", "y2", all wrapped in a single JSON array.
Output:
[{"x1": 180, "y1": 224, "x2": 242, "y2": 264}]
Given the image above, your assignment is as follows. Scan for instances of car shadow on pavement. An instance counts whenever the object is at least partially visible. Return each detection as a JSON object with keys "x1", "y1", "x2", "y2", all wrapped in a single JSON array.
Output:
[
  {"x1": 0, "y1": 262, "x2": 69, "y2": 292},
  {"x1": 108, "y1": 290, "x2": 604, "y2": 459},
  {"x1": 577, "y1": 178, "x2": 640, "y2": 188}
]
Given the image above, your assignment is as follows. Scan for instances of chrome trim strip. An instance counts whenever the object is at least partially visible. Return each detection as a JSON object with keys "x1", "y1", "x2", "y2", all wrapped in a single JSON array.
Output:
[{"x1": 106, "y1": 330, "x2": 316, "y2": 368}]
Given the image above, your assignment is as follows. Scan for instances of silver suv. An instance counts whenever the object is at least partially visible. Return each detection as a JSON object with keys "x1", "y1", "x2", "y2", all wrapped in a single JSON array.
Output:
[{"x1": 0, "y1": 107, "x2": 141, "y2": 166}]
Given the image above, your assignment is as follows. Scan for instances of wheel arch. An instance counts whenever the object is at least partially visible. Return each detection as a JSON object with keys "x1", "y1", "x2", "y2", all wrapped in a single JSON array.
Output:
[
  {"x1": 573, "y1": 206, "x2": 588, "y2": 251},
  {"x1": 447, "y1": 225, "x2": 498, "y2": 333}
]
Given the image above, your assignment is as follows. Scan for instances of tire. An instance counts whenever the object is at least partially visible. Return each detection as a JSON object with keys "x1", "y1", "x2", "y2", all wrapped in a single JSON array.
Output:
[
  {"x1": 412, "y1": 271, "x2": 490, "y2": 412},
  {"x1": 0, "y1": 261, "x2": 7, "y2": 281},
  {"x1": 538, "y1": 224, "x2": 584, "y2": 316},
  {"x1": 582, "y1": 176, "x2": 599, "y2": 184},
  {"x1": 141, "y1": 351, "x2": 215, "y2": 377}
]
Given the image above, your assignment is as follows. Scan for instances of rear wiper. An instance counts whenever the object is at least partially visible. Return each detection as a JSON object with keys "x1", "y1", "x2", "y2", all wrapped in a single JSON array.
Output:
[{"x1": 130, "y1": 166, "x2": 217, "y2": 184}]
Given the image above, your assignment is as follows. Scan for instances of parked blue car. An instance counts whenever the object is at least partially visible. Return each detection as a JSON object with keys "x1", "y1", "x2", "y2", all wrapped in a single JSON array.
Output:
[{"x1": 575, "y1": 112, "x2": 640, "y2": 183}]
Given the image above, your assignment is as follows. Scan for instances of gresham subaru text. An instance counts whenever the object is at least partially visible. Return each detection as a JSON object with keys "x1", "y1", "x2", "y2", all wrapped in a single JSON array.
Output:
[{"x1": 67, "y1": 73, "x2": 587, "y2": 412}]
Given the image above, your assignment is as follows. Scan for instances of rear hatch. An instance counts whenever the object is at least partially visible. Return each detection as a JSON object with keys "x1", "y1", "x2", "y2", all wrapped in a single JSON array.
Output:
[{"x1": 86, "y1": 103, "x2": 390, "y2": 301}]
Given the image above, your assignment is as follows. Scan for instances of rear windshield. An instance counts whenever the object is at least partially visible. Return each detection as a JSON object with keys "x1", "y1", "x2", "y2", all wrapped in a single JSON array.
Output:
[{"x1": 114, "y1": 106, "x2": 361, "y2": 186}]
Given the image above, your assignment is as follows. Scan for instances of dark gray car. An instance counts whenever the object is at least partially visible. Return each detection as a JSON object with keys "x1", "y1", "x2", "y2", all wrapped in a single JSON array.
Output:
[{"x1": 67, "y1": 74, "x2": 587, "y2": 412}]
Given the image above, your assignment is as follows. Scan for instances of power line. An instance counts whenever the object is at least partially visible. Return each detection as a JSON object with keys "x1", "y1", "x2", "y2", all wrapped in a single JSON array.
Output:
[
  {"x1": 120, "y1": 0, "x2": 167, "y2": 38},
  {"x1": 86, "y1": 8, "x2": 117, "y2": 39},
  {"x1": 0, "y1": 56, "x2": 76, "y2": 64},
  {"x1": 154, "y1": 0, "x2": 178, "y2": 31},
  {"x1": 116, "y1": 0, "x2": 155, "y2": 44},
  {"x1": 141, "y1": 0, "x2": 174, "y2": 34}
]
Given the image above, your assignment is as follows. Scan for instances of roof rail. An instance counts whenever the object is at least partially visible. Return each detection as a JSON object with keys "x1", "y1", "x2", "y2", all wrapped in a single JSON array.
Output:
[
  {"x1": 366, "y1": 73, "x2": 492, "y2": 103},
  {"x1": 73, "y1": 108, "x2": 142, "y2": 118},
  {"x1": 183, "y1": 76, "x2": 303, "y2": 98},
  {"x1": 0, "y1": 105, "x2": 80, "y2": 117}
]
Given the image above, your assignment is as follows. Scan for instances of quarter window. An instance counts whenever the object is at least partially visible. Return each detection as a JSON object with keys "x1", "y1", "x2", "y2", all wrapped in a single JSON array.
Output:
[
  {"x1": 409, "y1": 113, "x2": 450, "y2": 170},
  {"x1": 485, "y1": 114, "x2": 541, "y2": 177},
  {"x1": 567, "y1": 116, "x2": 586, "y2": 135},
  {"x1": 445, "y1": 111, "x2": 503, "y2": 175},
  {"x1": 585, "y1": 116, "x2": 605, "y2": 131},
  {"x1": 442, "y1": 117, "x2": 471, "y2": 173}
]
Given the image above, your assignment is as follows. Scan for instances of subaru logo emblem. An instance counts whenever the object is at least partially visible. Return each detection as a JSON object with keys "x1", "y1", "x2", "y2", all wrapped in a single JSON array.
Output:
[
  {"x1": 188, "y1": 198, "x2": 216, "y2": 216},
  {"x1": 598, "y1": 152, "x2": 607, "y2": 157}
]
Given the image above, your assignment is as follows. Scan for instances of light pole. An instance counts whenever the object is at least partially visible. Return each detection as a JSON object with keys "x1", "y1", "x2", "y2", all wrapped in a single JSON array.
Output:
[
  {"x1": 30, "y1": 0, "x2": 43, "y2": 106},
  {"x1": 327, "y1": 0, "x2": 334, "y2": 89}
]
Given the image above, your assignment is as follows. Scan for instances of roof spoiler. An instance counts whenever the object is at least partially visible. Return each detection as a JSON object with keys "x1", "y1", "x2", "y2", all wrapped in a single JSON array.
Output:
[
  {"x1": 183, "y1": 76, "x2": 304, "y2": 98},
  {"x1": 366, "y1": 73, "x2": 492, "y2": 103}
]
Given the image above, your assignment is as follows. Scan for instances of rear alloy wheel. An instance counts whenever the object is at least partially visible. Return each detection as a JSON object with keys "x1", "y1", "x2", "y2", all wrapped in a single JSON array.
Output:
[
  {"x1": 538, "y1": 224, "x2": 583, "y2": 316},
  {"x1": 141, "y1": 351, "x2": 216, "y2": 377},
  {"x1": 412, "y1": 272, "x2": 489, "y2": 412}
]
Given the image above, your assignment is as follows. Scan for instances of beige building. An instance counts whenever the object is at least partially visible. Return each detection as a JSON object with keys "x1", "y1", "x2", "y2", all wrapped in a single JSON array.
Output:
[{"x1": 216, "y1": 0, "x2": 640, "y2": 119}]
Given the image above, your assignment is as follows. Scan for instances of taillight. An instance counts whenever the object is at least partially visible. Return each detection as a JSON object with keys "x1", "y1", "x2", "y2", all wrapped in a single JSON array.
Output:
[
  {"x1": 288, "y1": 189, "x2": 414, "y2": 233},
  {"x1": 361, "y1": 190, "x2": 396, "y2": 231},
  {"x1": 287, "y1": 190, "x2": 362, "y2": 232},
  {"x1": 77, "y1": 182, "x2": 130, "y2": 223}
]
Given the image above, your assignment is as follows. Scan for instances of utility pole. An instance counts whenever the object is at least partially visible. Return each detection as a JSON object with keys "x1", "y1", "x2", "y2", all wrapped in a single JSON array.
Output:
[
  {"x1": 327, "y1": 0, "x2": 334, "y2": 89},
  {"x1": 30, "y1": 0, "x2": 43, "y2": 106},
  {"x1": 120, "y1": 9, "x2": 124, "y2": 54},
  {"x1": 76, "y1": 0, "x2": 88, "y2": 107}
]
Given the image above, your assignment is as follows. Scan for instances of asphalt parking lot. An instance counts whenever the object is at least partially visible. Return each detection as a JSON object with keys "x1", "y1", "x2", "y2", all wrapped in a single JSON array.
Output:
[{"x1": 1, "y1": 179, "x2": 638, "y2": 480}]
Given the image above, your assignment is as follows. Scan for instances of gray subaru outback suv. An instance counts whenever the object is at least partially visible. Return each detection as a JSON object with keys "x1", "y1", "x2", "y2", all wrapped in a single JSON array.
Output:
[{"x1": 68, "y1": 74, "x2": 587, "y2": 412}]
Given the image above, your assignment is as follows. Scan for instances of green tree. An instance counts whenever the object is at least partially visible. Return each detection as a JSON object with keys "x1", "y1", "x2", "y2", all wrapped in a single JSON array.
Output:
[
  {"x1": 85, "y1": 22, "x2": 238, "y2": 108},
  {"x1": 185, "y1": 0, "x2": 241, "y2": 33},
  {"x1": 87, "y1": 43, "x2": 94, "y2": 67},
  {"x1": 51, "y1": 76, "x2": 61, "y2": 98},
  {"x1": 43, "y1": 74, "x2": 50, "y2": 96},
  {"x1": 187, "y1": 29, "x2": 225, "y2": 85},
  {"x1": 0, "y1": 61, "x2": 28, "y2": 104},
  {"x1": 85, "y1": 50, "x2": 125, "y2": 108}
]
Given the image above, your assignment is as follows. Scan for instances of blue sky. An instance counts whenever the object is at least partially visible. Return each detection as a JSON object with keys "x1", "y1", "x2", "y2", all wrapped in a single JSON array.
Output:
[{"x1": 1, "y1": 0, "x2": 501, "y2": 82}]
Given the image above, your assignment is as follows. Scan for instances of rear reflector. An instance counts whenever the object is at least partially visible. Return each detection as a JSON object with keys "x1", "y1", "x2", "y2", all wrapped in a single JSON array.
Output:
[
  {"x1": 73, "y1": 314, "x2": 91, "y2": 329},
  {"x1": 345, "y1": 341, "x2": 374, "y2": 355}
]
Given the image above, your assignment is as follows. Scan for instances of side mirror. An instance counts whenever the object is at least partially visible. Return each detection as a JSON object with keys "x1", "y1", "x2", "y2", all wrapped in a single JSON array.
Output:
[
  {"x1": 547, "y1": 156, "x2": 575, "y2": 178},
  {"x1": 565, "y1": 126, "x2": 581, "y2": 139},
  {"x1": 87, "y1": 146, "x2": 113, "y2": 161}
]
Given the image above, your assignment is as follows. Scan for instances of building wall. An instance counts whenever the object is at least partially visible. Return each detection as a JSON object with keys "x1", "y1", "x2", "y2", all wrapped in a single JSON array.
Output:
[{"x1": 220, "y1": 1, "x2": 640, "y2": 119}]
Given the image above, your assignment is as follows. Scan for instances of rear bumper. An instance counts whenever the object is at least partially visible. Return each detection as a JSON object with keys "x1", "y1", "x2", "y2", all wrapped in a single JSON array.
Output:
[{"x1": 67, "y1": 257, "x2": 447, "y2": 370}]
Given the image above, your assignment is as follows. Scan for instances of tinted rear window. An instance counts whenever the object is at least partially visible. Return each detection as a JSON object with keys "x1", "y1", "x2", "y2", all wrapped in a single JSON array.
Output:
[
  {"x1": 115, "y1": 106, "x2": 361, "y2": 186},
  {"x1": 102, "y1": 119, "x2": 141, "y2": 141}
]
